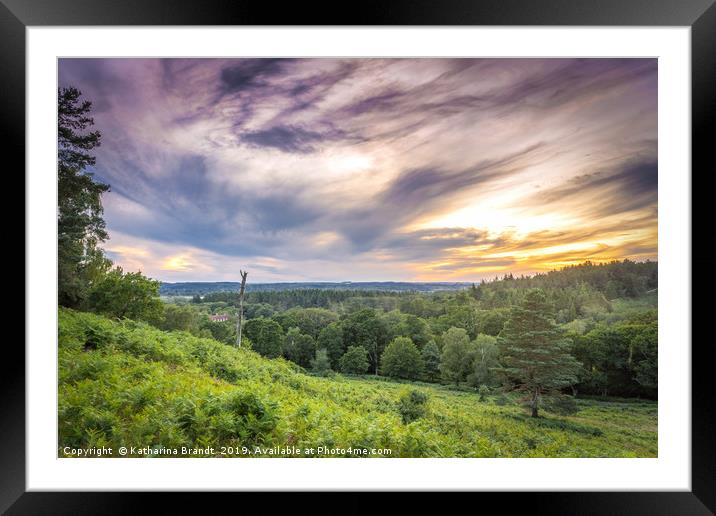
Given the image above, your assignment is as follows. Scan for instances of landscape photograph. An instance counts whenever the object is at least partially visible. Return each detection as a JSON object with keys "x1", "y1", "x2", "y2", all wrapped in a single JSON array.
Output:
[{"x1": 57, "y1": 57, "x2": 658, "y2": 458}]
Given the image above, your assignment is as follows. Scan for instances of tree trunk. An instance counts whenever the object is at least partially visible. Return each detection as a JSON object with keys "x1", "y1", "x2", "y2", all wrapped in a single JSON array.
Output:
[
  {"x1": 235, "y1": 270, "x2": 248, "y2": 347},
  {"x1": 530, "y1": 389, "x2": 540, "y2": 418}
]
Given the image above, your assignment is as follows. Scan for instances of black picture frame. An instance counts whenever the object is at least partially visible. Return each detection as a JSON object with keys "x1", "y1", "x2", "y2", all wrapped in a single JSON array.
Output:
[{"x1": 6, "y1": 0, "x2": 714, "y2": 513}]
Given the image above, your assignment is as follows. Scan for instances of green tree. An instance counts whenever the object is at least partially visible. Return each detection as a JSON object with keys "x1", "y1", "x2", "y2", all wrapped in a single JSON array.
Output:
[
  {"x1": 439, "y1": 327, "x2": 474, "y2": 386},
  {"x1": 272, "y1": 307, "x2": 338, "y2": 339},
  {"x1": 317, "y1": 322, "x2": 345, "y2": 368},
  {"x1": 468, "y1": 334, "x2": 500, "y2": 387},
  {"x1": 421, "y1": 341, "x2": 441, "y2": 382},
  {"x1": 339, "y1": 345, "x2": 370, "y2": 374},
  {"x1": 380, "y1": 310, "x2": 407, "y2": 342},
  {"x1": 341, "y1": 309, "x2": 387, "y2": 375},
  {"x1": 477, "y1": 309, "x2": 509, "y2": 336},
  {"x1": 572, "y1": 315, "x2": 657, "y2": 398},
  {"x1": 244, "y1": 318, "x2": 284, "y2": 358},
  {"x1": 470, "y1": 282, "x2": 483, "y2": 300},
  {"x1": 632, "y1": 323, "x2": 657, "y2": 393},
  {"x1": 380, "y1": 337, "x2": 424, "y2": 380},
  {"x1": 311, "y1": 348, "x2": 332, "y2": 376},
  {"x1": 200, "y1": 318, "x2": 236, "y2": 345},
  {"x1": 498, "y1": 289, "x2": 582, "y2": 417},
  {"x1": 58, "y1": 87, "x2": 111, "y2": 307},
  {"x1": 86, "y1": 267, "x2": 163, "y2": 323},
  {"x1": 159, "y1": 304, "x2": 200, "y2": 333},
  {"x1": 402, "y1": 315, "x2": 433, "y2": 348},
  {"x1": 283, "y1": 327, "x2": 316, "y2": 368},
  {"x1": 435, "y1": 306, "x2": 479, "y2": 339}
]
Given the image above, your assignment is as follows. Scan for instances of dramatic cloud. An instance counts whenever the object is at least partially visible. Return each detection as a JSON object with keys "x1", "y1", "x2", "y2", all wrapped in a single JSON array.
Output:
[{"x1": 59, "y1": 58, "x2": 657, "y2": 282}]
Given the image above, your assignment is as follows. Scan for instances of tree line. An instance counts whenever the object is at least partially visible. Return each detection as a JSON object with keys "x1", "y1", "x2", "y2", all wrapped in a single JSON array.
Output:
[
  {"x1": 193, "y1": 259, "x2": 656, "y2": 326},
  {"x1": 160, "y1": 284, "x2": 657, "y2": 408}
]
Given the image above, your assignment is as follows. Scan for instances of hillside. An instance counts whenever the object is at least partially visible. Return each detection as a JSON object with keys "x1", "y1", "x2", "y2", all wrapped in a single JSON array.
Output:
[{"x1": 59, "y1": 308, "x2": 657, "y2": 458}]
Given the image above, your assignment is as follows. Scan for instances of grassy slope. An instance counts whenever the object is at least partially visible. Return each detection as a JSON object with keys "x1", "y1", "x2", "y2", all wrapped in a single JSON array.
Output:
[{"x1": 58, "y1": 308, "x2": 657, "y2": 458}]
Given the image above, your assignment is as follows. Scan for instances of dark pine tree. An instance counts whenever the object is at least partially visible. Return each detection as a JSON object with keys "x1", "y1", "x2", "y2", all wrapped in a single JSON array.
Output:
[
  {"x1": 58, "y1": 87, "x2": 110, "y2": 307},
  {"x1": 498, "y1": 289, "x2": 582, "y2": 417}
]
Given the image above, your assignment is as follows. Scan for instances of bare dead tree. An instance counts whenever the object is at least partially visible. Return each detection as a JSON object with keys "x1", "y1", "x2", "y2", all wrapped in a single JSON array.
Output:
[{"x1": 235, "y1": 270, "x2": 248, "y2": 347}]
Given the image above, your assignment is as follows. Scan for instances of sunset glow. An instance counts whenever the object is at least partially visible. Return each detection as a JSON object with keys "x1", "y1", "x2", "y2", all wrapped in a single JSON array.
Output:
[{"x1": 59, "y1": 58, "x2": 657, "y2": 282}]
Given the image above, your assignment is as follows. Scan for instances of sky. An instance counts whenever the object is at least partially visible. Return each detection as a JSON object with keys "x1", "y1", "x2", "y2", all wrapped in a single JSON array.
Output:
[{"x1": 58, "y1": 58, "x2": 658, "y2": 283}]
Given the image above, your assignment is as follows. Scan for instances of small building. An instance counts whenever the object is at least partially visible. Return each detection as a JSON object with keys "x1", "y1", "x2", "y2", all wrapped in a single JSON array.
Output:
[{"x1": 209, "y1": 314, "x2": 230, "y2": 323}]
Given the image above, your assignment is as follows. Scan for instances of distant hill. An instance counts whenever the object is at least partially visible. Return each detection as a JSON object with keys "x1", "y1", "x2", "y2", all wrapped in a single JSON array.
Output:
[{"x1": 160, "y1": 281, "x2": 471, "y2": 296}]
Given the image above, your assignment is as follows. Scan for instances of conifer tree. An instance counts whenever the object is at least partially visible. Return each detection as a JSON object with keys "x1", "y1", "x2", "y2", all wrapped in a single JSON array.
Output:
[
  {"x1": 498, "y1": 289, "x2": 582, "y2": 417},
  {"x1": 58, "y1": 87, "x2": 110, "y2": 307}
]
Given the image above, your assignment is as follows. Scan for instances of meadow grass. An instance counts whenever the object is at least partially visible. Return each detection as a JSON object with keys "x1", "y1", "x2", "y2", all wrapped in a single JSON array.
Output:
[{"x1": 58, "y1": 308, "x2": 657, "y2": 458}]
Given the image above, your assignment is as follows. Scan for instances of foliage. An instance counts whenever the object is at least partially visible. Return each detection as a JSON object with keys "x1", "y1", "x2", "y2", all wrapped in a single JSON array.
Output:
[
  {"x1": 311, "y1": 348, "x2": 333, "y2": 376},
  {"x1": 439, "y1": 327, "x2": 474, "y2": 386},
  {"x1": 571, "y1": 312, "x2": 657, "y2": 398},
  {"x1": 58, "y1": 87, "x2": 110, "y2": 308},
  {"x1": 478, "y1": 385, "x2": 490, "y2": 401},
  {"x1": 420, "y1": 341, "x2": 441, "y2": 382},
  {"x1": 544, "y1": 395, "x2": 580, "y2": 416},
  {"x1": 202, "y1": 288, "x2": 406, "y2": 310},
  {"x1": 200, "y1": 318, "x2": 236, "y2": 346},
  {"x1": 283, "y1": 327, "x2": 316, "y2": 368},
  {"x1": 384, "y1": 313, "x2": 433, "y2": 349},
  {"x1": 396, "y1": 389, "x2": 429, "y2": 424},
  {"x1": 317, "y1": 322, "x2": 345, "y2": 369},
  {"x1": 272, "y1": 307, "x2": 338, "y2": 340},
  {"x1": 159, "y1": 304, "x2": 200, "y2": 334},
  {"x1": 87, "y1": 267, "x2": 163, "y2": 324},
  {"x1": 380, "y1": 337, "x2": 424, "y2": 380},
  {"x1": 467, "y1": 334, "x2": 500, "y2": 387},
  {"x1": 476, "y1": 309, "x2": 509, "y2": 336},
  {"x1": 433, "y1": 305, "x2": 479, "y2": 339},
  {"x1": 498, "y1": 289, "x2": 582, "y2": 417},
  {"x1": 339, "y1": 345, "x2": 370, "y2": 374},
  {"x1": 341, "y1": 309, "x2": 388, "y2": 375},
  {"x1": 243, "y1": 318, "x2": 284, "y2": 358}
]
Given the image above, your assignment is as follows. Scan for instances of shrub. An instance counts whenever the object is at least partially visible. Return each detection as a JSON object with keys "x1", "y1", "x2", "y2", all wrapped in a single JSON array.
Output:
[
  {"x1": 494, "y1": 393, "x2": 510, "y2": 406},
  {"x1": 311, "y1": 348, "x2": 333, "y2": 376},
  {"x1": 82, "y1": 322, "x2": 116, "y2": 351},
  {"x1": 223, "y1": 391, "x2": 278, "y2": 442},
  {"x1": 478, "y1": 385, "x2": 490, "y2": 402},
  {"x1": 86, "y1": 267, "x2": 163, "y2": 324},
  {"x1": 397, "y1": 389, "x2": 429, "y2": 424},
  {"x1": 544, "y1": 395, "x2": 580, "y2": 416}
]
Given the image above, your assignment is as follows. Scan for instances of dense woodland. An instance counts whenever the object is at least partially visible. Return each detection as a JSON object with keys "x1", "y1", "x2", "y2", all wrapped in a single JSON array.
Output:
[
  {"x1": 57, "y1": 87, "x2": 657, "y2": 457},
  {"x1": 160, "y1": 260, "x2": 657, "y2": 401}
]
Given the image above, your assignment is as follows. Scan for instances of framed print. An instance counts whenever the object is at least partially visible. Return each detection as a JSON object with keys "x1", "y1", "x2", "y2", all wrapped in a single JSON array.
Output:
[{"x1": 7, "y1": 0, "x2": 714, "y2": 512}]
